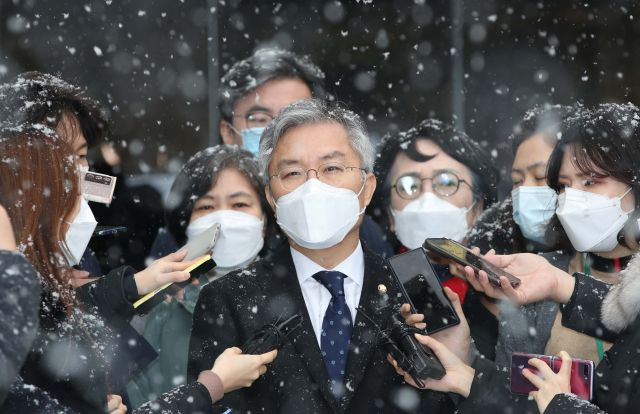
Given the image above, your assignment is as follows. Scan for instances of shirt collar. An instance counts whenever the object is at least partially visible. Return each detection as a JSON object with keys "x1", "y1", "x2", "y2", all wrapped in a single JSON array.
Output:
[{"x1": 291, "y1": 242, "x2": 364, "y2": 287}]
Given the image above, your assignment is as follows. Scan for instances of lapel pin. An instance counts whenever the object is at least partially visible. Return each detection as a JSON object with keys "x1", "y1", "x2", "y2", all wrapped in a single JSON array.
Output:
[{"x1": 377, "y1": 284, "x2": 387, "y2": 294}]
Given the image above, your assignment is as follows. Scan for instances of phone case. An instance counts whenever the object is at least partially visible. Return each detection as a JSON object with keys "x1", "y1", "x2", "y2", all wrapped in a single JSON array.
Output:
[
  {"x1": 387, "y1": 248, "x2": 460, "y2": 335},
  {"x1": 510, "y1": 352, "x2": 594, "y2": 400},
  {"x1": 181, "y1": 223, "x2": 220, "y2": 260},
  {"x1": 423, "y1": 238, "x2": 521, "y2": 288}
]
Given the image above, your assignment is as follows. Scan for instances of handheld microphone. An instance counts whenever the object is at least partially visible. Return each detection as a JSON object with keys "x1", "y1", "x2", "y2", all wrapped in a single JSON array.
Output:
[
  {"x1": 241, "y1": 314, "x2": 303, "y2": 355},
  {"x1": 358, "y1": 308, "x2": 445, "y2": 387},
  {"x1": 387, "y1": 314, "x2": 445, "y2": 383}
]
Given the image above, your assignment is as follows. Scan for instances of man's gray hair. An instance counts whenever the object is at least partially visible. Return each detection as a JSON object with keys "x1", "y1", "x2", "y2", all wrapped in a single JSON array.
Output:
[{"x1": 258, "y1": 99, "x2": 375, "y2": 179}]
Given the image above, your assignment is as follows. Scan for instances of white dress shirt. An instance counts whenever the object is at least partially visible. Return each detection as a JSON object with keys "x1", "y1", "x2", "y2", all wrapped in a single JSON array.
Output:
[{"x1": 290, "y1": 242, "x2": 365, "y2": 347}]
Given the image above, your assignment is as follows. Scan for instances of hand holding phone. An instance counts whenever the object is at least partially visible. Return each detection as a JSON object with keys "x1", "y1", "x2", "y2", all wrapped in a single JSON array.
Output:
[
  {"x1": 133, "y1": 253, "x2": 215, "y2": 314},
  {"x1": 510, "y1": 352, "x2": 594, "y2": 400},
  {"x1": 423, "y1": 238, "x2": 521, "y2": 288}
]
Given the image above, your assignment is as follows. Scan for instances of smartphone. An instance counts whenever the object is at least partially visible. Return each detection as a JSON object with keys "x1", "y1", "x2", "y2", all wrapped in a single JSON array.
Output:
[
  {"x1": 180, "y1": 223, "x2": 220, "y2": 261},
  {"x1": 133, "y1": 254, "x2": 216, "y2": 314},
  {"x1": 93, "y1": 225, "x2": 127, "y2": 237},
  {"x1": 387, "y1": 248, "x2": 460, "y2": 335},
  {"x1": 510, "y1": 352, "x2": 594, "y2": 400},
  {"x1": 423, "y1": 238, "x2": 521, "y2": 288}
]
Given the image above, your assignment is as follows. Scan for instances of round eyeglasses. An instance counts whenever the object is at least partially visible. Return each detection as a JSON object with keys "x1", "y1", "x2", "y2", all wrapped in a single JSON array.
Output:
[
  {"x1": 272, "y1": 162, "x2": 366, "y2": 192},
  {"x1": 392, "y1": 171, "x2": 471, "y2": 200}
]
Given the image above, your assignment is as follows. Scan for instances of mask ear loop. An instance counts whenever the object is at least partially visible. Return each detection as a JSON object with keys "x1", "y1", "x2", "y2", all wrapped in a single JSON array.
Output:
[
  {"x1": 226, "y1": 121, "x2": 243, "y2": 136},
  {"x1": 355, "y1": 170, "x2": 369, "y2": 216},
  {"x1": 619, "y1": 187, "x2": 635, "y2": 214},
  {"x1": 464, "y1": 200, "x2": 477, "y2": 213}
]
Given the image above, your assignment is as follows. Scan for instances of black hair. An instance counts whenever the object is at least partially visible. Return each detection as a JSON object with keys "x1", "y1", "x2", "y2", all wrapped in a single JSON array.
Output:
[
  {"x1": 509, "y1": 104, "x2": 581, "y2": 155},
  {"x1": 165, "y1": 145, "x2": 274, "y2": 246},
  {"x1": 370, "y1": 118, "x2": 498, "y2": 237},
  {"x1": 545, "y1": 102, "x2": 640, "y2": 251},
  {"x1": 0, "y1": 71, "x2": 110, "y2": 148},
  {"x1": 219, "y1": 48, "x2": 326, "y2": 122}
]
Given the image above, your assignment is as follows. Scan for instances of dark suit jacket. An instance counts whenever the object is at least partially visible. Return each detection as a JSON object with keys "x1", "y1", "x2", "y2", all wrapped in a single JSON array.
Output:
[{"x1": 187, "y1": 241, "x2": 450, "y2": 413}]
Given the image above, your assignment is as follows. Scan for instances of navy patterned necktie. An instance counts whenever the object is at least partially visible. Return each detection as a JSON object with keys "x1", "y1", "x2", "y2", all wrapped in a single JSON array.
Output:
[{"x1": 312, "y1": 270, "x2": 353, "y2": 398}]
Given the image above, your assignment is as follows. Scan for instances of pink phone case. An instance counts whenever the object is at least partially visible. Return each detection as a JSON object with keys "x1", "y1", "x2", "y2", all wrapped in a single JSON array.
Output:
[{"x1": 510, "y1": 352, "x2": 594, "y2": 400}]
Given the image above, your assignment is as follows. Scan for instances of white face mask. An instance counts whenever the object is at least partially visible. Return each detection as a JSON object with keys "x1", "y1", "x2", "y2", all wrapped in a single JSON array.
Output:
[
  {"x1": 556, "y1": 187, "x2": 633, "y2": 252},
  {"x1": 392, "y1": 192, "x2": 473, "y2": 248},
  {"x1": 64, "y1": 197, "x2": 98, "y2": 266},
  {"x1": 275, "y1": 178, "x2": 365, "y2": 250},
  {"x1": 185, "y1": 210, "x2": 264, "y2": 269}
]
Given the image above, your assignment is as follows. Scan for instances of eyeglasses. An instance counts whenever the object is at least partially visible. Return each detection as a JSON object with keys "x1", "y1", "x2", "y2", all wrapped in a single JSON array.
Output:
[
  {"x1": 272, "y1": 162, "x2": 366, "y2": 192},
  {"x1": 232, "y1": 110, "x2": 274, "y2": 129},
  {"x1": 392, "y1": 171, "x2": 471, "y2": 200}
]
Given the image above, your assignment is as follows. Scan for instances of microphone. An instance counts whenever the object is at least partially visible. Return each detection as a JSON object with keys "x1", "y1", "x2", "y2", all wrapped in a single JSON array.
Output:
[
  {"x1": 387, "y1": 314, "x2": 445, "y2": 383},
  {"x1": 241, "y1": 314, "x2": 303, "y2": 355},
  {"x1": 357, "y1": 308, "x2": 445, "y2": 387}
]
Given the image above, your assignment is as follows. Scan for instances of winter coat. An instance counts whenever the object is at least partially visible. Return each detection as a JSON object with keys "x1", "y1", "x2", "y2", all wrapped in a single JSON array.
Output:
[
  {"x1": 131, "y1": 379, "x2": 227, "y2": 414},
  {"x1": 3, "y1": 375, "x2": 225, "y2": 414},
  {"x1": 0, "y1": 251, "x2": 40, "y2": 406},
  {"x1": 10, "y1": 266, "x2": 143, "y2": 413}
]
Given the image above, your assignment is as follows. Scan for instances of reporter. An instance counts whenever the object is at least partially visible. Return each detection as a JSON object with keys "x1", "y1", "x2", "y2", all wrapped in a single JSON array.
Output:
[
  {"x1": 0, "y1": 128, "x2": 196, "y2": 412},
  {"x1": 0, "y1": 71, "x2": 165, "y2": 273}
]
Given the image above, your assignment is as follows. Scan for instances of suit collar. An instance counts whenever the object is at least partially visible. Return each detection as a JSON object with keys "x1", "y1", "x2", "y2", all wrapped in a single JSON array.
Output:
[
  {"x1": 263, "y1": 242, "x2": 341, "y2": 412},
  {"x1": 290, "y1": 242, "x2": 365, "y2": 287},
  {"x1": 262, "y1": 242, "x2": 397, "y2": 413},
  {"x1": 340, "y1": 245, "x2": 395, "y2": 410}
]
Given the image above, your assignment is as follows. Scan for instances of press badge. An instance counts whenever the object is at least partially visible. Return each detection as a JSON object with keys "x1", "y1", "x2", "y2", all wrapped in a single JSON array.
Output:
[{"x1": 81, "y1": 171, "x2": 117, "y2": 204}]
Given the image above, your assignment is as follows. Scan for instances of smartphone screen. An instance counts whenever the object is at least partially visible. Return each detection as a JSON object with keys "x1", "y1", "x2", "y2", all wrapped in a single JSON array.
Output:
[
  {"x1": 510, "y1": 352, "x2": 594, "y2": 400},
  {"x1": 423, "y1": 238, "x2": 521, "y2": 288},
  {"x1": 387, "y1": 248, "x2": 460, "y2": 334}
]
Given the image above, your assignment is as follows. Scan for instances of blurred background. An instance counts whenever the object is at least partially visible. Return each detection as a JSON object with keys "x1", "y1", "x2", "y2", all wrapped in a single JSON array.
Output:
[{"x1": 1, "y1": 0, "x2": 639, "y2": 194}]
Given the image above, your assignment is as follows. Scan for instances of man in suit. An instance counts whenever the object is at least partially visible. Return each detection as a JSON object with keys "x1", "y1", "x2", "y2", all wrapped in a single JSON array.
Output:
[{"x1": 187, "y1": 98, "x2": 448, "y2": 413}]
